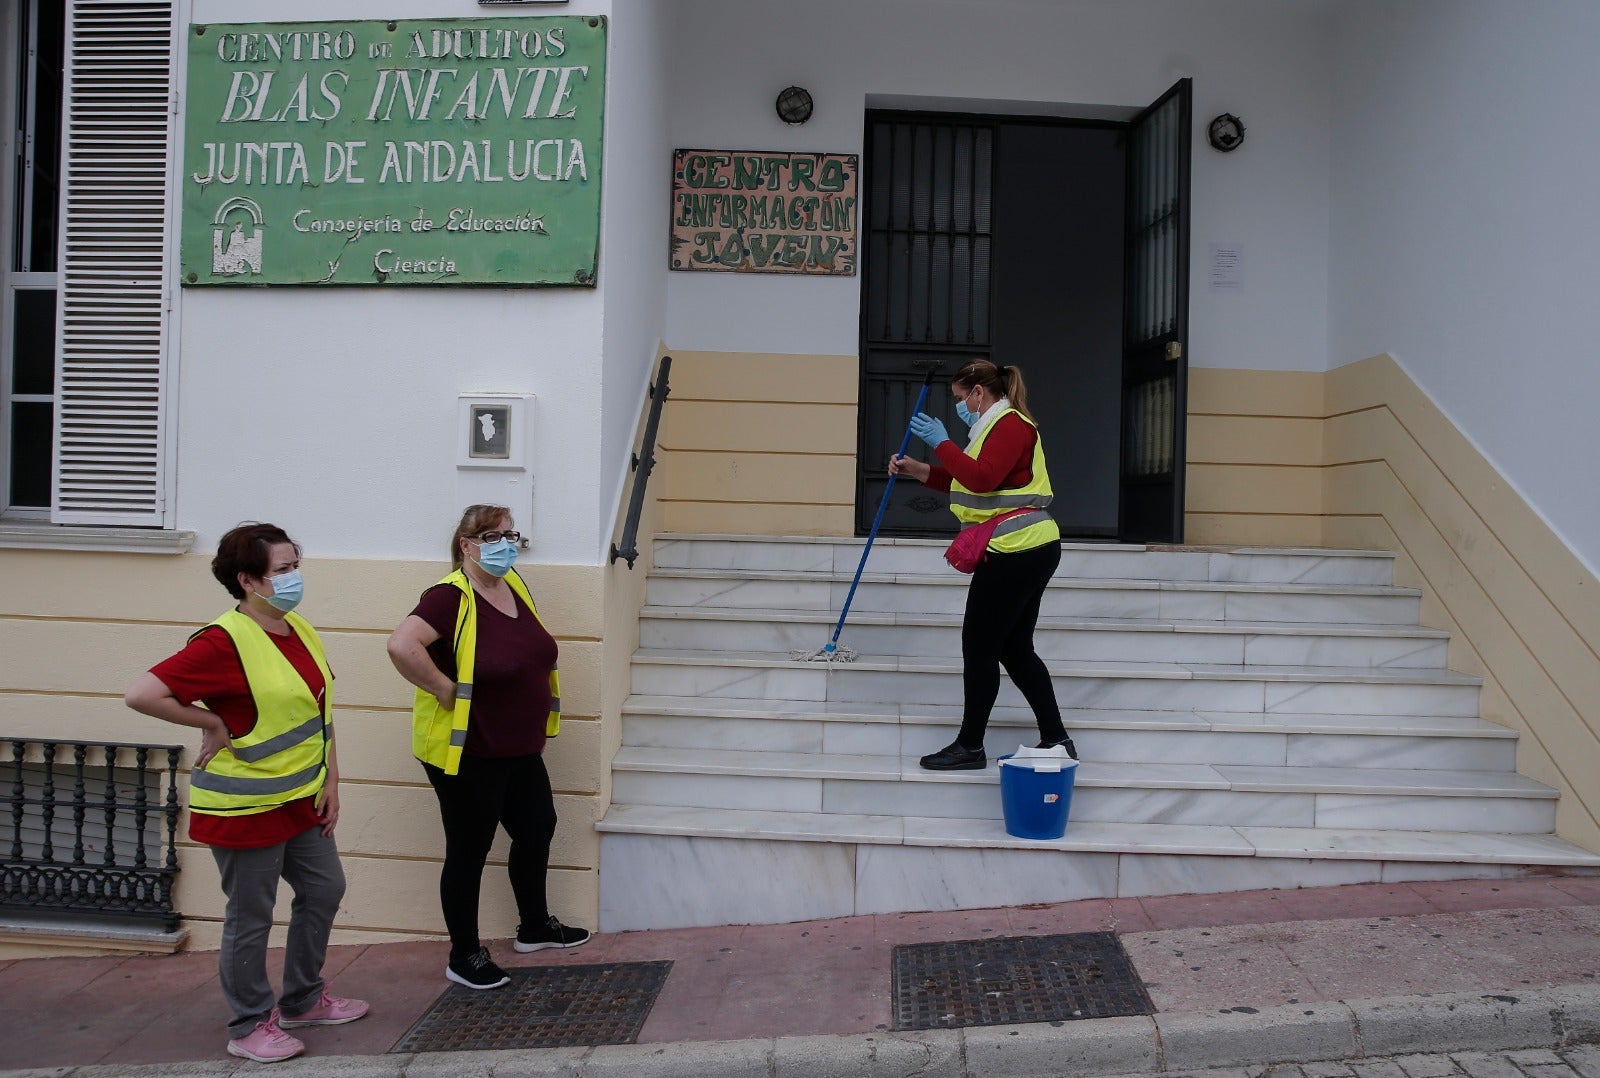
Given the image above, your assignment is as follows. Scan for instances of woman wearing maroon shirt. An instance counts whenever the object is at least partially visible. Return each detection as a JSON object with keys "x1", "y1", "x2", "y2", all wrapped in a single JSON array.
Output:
[
  {"x1": 124, "y1": 522, "x2": 367, "y2": 1064},
  {"x1": 890, "y1": 360, "x2": 1075, "y2": 770},
  {"x1": 386, "y1": 504, "x2": 589, "y2": 991}
]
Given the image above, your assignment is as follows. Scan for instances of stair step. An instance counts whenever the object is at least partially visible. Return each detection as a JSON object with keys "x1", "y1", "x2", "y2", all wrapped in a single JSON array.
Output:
[
  {"x1": 652, "y1": 534, "x2": 1398, "y2": 586},
  {"x1": 628, "y1": 649, "x2": 1481, "y2": 716},
  {"x1": 611, "y1": 746, "x2": 1551, "y2": 796},
  {"x1": 646, "y1": 568, "x2": 1421, "y2": 624},
  {"x1": 596, "y1": 803, "x2": 1600, "y2": 866},
  {"x1": 640, "y1": 606, "x2": 1450, "y2": 667},
  {"x1": 609, "y1": 747, "x2": 1557, "y2": 834},
  {"x1": 623, "y1": 695, "x2": 1512, "y2": 735},
  {"x1": 620, "y1": 697, "x2": 1517, "y2": 769}
]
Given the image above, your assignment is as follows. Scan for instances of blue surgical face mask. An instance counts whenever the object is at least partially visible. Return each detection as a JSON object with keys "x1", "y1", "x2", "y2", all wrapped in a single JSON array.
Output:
[
  {"x1": 259, "y1": 569, "x2": 303, "y2": 613},
  {"x1": 955, "y1": 400, "x2": 975, "y2": 427},
  {"x1": 476, "y1": 538, "x2": 518, "y2": 578}
]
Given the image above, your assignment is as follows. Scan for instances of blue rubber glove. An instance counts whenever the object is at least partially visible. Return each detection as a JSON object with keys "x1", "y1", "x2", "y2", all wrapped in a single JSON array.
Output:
[{"x1": 908, "y1": 412, "x2": 950, "y2": 449}]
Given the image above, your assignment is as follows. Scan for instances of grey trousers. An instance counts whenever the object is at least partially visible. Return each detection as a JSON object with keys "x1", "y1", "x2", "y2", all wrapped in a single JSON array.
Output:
[{"x1": 211, "y1": 826, "x2": 346, "y2": 1038}]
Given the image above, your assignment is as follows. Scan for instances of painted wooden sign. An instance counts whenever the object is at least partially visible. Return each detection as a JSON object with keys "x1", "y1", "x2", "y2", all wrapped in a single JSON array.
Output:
[{"x1": 671, "y1": 150, "x2": 857, "y2": 275}]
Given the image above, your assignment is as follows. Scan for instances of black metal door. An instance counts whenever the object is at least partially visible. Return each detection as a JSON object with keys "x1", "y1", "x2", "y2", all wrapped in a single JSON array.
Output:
[
  {"x1": 1117, "y1": 78, "x2": 1192, "y2": 542},
  {"x1": 856, "y1": 115, "x2": 993, "y2": 537}
]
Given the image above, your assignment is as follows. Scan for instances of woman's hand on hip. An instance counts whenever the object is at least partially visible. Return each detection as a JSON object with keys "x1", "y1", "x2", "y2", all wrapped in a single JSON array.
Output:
[
  {"x1": 889, "y1": 454, "x2": 931, "y2": 483},
  {"x1": 195, "y1": 716, "x2": 233, "y2": 770},
  {"x1": 433, "y1": 683, "x2": 457, "y2": 711}
]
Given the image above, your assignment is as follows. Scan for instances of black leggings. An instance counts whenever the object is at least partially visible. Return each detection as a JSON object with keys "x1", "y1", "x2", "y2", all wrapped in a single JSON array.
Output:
[
  {"x1": 958, "y1": 541, "x2": 1065, "y2": 748},
  {"x1": 423, "y1": 753, "x2": 557, "y2": 960}
]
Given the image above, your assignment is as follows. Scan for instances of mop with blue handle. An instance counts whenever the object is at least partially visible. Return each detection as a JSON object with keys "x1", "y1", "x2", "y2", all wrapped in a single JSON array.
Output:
[{"x1": 793, "y1": 369, "x2": 936, "y2": 663}]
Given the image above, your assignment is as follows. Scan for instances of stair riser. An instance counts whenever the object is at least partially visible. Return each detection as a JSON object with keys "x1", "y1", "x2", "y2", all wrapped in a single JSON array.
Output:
[
  {"x1": 628, "y1": 664, "x2": 1481, "y2": 717},
  {"x1": 646, "y1": 577, "x2": 1421, "y2": 625},
  {"x1": 609, "y1": 772, "x2": 1556, "y2": 833},
  {"x1": 619, "y1": 715, "x2": 1518, "y2": 771},
  {"x1": 639, "y1": 617, "x2": 1448, "y2": 668},
  {"x1": 597, "y1": 833, "x2": 1536, "y2": 932},
  {"x1": 651, "y1": 541, "x2": 1396, "y2": 586}
]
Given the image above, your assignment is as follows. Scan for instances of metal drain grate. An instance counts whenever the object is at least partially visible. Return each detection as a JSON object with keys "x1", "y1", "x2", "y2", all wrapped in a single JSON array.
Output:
[
  {"x1": 393, "y1": 960, "x2": 673, "y2": 1052},
  {"x1": 891, "y1": 931, "x2": 1153, "y2": 1031}
]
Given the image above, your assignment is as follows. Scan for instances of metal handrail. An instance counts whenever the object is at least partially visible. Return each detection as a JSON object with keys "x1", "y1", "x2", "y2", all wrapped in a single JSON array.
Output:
[{"x1": 610, "y1": 354, "x2": 672, "y2": 569}]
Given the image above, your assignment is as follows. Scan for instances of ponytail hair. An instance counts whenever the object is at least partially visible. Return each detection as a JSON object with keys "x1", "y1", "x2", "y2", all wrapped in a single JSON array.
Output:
[{"x1": 953, "y1": 359, "x2": 1033, "y2": 423}]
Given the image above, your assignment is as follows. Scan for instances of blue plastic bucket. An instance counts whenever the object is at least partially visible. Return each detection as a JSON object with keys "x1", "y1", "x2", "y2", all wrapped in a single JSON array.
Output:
[{"x1": 998, "y1": 755, "x2": 1078, "y2": 840}]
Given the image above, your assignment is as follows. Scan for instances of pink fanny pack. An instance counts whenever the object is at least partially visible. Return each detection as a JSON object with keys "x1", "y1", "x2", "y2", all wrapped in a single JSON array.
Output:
[{"x1": 944, "y1": 509, "x2": 1035, "y2": 573}]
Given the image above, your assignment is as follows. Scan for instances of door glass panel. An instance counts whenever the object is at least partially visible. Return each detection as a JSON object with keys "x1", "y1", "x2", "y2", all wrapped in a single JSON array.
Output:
[{"x1": 1123, "y1": 375, "x2": 1174, "y2": 477}]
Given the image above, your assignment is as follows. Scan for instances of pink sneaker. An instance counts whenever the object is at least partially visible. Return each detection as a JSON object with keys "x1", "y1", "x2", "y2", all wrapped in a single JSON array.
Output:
[
  {"x1": 227, "y1": 1010, "x2": 305, "y2": 1063},
  {"x1": 279, "y1": 986, "x2": 371, "y2": 1027}
]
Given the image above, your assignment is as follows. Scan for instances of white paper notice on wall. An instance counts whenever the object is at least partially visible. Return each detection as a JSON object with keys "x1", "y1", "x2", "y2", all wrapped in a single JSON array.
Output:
[{"x1": 1209, "y1": 243, "x2": 1244, "y2": 292}]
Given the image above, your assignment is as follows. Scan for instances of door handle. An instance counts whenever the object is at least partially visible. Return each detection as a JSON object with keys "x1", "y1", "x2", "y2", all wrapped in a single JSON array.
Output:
[
  {"x1": 1165, "y1": 341, "x2": 1183, "y2": 362},
  {"x1": 910, "y1": 358, "x2": 947, "y2": 371}
]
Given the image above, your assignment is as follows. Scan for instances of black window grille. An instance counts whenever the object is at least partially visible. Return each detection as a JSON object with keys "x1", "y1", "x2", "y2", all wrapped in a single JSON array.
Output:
[{"x1": 3, "y1": 739, "x2": 183, "y2": 932}]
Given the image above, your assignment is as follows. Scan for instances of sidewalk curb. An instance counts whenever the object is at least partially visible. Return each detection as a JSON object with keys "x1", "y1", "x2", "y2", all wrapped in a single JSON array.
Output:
[{"x1": 14, "y1": 983, "x2": 1600, "y2": 1078}]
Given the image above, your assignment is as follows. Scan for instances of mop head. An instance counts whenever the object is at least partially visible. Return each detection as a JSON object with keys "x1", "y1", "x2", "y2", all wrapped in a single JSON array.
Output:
[{"x1": 790, "y1": 641, "x2": 859, "y2": 662}]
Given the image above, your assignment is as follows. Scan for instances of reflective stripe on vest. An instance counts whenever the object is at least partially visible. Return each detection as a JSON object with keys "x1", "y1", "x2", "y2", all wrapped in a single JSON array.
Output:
[
  {"x1": 411, "y1": 568, "x2": 562, "y2": 776},
  {"x1": 187, "y1": 609, "x2": 331, "y2": 818},
  {"x1": 948, "y1": 408, "x2": 1061, "y2": 554}
]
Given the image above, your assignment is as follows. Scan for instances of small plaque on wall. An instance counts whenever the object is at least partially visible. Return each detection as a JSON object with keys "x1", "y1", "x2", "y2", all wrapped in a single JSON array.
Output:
[
  {"x1": 458, "y1": 394, "x2": 530, "y2": 469},
  {"x1": 670, "y1": 149, "x2": 857, "y2": 275}
]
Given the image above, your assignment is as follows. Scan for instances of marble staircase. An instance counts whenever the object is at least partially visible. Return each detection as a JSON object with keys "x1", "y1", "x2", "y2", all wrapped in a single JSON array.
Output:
[{"x1": 595, "y1": 535, "x2": 1600, "y2": 931}]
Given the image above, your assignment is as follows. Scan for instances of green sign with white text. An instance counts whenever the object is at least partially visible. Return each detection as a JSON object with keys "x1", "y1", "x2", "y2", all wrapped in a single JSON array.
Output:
[{"x1": 180, "y1": 16, "x2": 605, "y2": 287}]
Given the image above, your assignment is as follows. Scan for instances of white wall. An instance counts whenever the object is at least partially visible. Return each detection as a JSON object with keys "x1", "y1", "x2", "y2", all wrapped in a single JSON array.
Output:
[
  {"x1": 179, "y1": 1, "x2": 616, "y2": 562},
  {"x1": 597, "y1": 0, "x2": 670, "y2": 555},
  {"x1": 1328, "y1": 0, "x2": 1600, "y2": 571},
  {"x1": 663, "y1": 0, "x2": 1335, "y2": 372}
]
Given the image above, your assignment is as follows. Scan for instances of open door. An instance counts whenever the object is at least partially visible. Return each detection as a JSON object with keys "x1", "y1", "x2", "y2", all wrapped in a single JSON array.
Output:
[{"x1": 1117, "y1": 78, "x2": 1192, "y2": 543}]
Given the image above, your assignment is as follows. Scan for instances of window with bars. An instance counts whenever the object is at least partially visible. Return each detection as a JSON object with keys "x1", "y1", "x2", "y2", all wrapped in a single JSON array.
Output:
[{"x1": 1, "y1": 0, "x2": 176, "y2": 526}]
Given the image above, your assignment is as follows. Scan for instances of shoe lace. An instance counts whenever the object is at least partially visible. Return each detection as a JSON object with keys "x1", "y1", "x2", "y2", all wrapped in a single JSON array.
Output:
[
  {"x1": 466, "y1": 947, "x2": 492, "y2": 971},
  {"x1": 261, "y1": 1013, "x2": 293, "y2": 1042}
]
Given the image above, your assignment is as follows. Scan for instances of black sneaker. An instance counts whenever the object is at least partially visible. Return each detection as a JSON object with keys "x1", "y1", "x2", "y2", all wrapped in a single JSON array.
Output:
[
  {"x1": 446, "y1": 947, "x2": 510, "y2": 990},
  {"x1": 1036, "y1": 736, "x2": 1078, "y2": 760},
  {"x1": 919, "y1": 742, "x2": 987, "y2": 770},
  {"x1": 515, "y1": 915, "x2": 592, "y2": 953}
]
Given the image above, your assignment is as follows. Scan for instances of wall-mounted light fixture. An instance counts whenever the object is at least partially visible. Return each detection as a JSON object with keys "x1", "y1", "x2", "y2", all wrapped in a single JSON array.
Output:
[
  {"x1": 1207, "y1": 113, "x2": 1246, "y2": 152},
  {"x1": 775, "y1": 86, "x2": 814, "y2": 125}
]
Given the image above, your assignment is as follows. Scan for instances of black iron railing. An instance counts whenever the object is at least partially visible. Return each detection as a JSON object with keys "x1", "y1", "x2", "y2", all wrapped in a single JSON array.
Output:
[
  {"x1": 610, "y1": 354, "x2": 672, "y2": 570},
  {"x1": 2, "y1": 739, "x2": 183, "y2": 932}
]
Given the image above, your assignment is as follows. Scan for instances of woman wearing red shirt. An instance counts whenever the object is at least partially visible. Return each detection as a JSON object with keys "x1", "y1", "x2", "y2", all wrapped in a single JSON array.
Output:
[
  {"x1": 124, "y1": 522, "x2": 366, "y2": 1064},
  {"x1": 890, "y1": 360, "x2": 1076, "y2": 770}
]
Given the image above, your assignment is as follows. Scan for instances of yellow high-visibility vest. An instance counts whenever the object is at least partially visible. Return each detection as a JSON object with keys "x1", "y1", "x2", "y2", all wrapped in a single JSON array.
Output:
[
  {"x1": 411, "y1": 568, "x2": 561, "y2": 776},
  {"x1": 949, "y1": 408, "x2": 1061, "y2": 554},
  {"x1": 187, "y1": 609, "x2": 331, "y2": 817}
]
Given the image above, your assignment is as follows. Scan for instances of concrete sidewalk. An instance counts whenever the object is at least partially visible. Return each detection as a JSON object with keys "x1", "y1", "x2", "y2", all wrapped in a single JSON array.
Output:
[{"x1": 4, "y1": 875, "x2": 1600, "y2": 1077}]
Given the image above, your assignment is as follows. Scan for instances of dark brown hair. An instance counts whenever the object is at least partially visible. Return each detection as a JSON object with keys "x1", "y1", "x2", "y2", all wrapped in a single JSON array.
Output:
[
  {"x1": 212, "y1": 523, "x2": 300, "y2": 600},
  {"x1": 953, "y1": 359, "x2": 1034, "y2": 423},
  {"x1": 450, "y1": 504, "x2": 513, "y2": 570}
]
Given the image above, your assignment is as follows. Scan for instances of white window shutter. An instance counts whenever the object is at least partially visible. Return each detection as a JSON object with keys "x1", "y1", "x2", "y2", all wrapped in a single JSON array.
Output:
[{"x1": 52, "y1": 0, "x2": 177, "y2": 526}]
